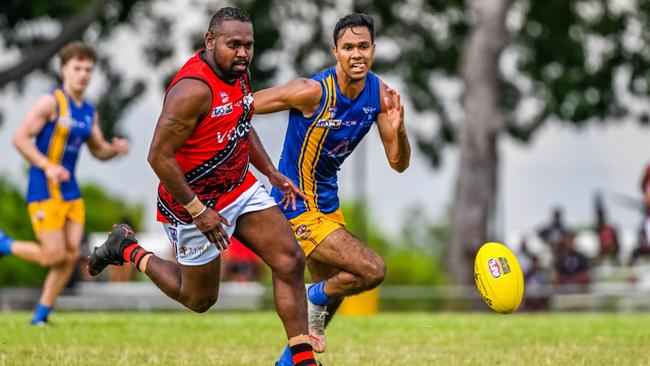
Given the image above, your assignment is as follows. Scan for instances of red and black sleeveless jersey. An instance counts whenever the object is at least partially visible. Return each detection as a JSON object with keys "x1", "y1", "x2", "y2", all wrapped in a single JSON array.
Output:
[{"x1": 157, "y1": 50, "x2": 257, "y2": 224}]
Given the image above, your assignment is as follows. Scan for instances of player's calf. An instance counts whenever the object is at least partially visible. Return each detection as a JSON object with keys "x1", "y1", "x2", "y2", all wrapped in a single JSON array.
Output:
[{"x1": 182, "y1": 293, "x2": 218, "y2": 313}]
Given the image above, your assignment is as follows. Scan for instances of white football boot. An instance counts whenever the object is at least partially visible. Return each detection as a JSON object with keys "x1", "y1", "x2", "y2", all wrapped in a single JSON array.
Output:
[{"x1": 306, "y1": 283, "x2": 328, "y2": 353}]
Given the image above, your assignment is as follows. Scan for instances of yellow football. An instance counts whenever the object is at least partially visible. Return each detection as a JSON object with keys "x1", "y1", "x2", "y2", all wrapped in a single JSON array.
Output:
[{"x1": 474, "y1": 242, "x2": 524, "y2": 314}]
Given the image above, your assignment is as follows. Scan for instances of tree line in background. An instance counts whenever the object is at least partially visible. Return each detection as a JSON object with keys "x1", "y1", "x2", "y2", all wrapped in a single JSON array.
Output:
[
  {"x1": 2, "y1": 0, "x2": 650, "y2": 283},
  {"x1": 0, "y1": 178, "x2": 445, "y2": 287}
]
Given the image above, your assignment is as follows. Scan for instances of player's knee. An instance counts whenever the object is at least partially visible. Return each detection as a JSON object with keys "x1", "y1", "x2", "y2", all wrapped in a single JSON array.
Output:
[
  {"x1": 39, "y1": 252, "x2": 66, "y2": 267},
  {"x1": 363, "y1": 259, "x2": 387, "y2": 290},
  {"x1": 272, "y1": 246, "x2": 306, "y2": 280},
  {"x1": 186, "y1": 295, "x2": 218, "y2": 313},
  {"x1": 66, "y1": 248, "x2": 80, "y2": 264}
]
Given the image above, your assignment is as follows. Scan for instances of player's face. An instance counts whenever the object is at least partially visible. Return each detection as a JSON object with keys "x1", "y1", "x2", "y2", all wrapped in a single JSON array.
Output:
[
  {"x1": 333, "y1": 26, "x2": 375, "y2": 81},
  {"x1": 206, "y1": 20, "x2": 254, "y2": 81},
  {"x1": 60, "y1": 57, "x2": 95, "y2": 94}
]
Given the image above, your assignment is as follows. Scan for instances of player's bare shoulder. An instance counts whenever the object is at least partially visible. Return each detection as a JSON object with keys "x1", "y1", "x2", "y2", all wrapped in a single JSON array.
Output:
[
  {"x1": 33, "y1": 93, "x2": 58, "y2": 121},
  {"x1": 165, "y1": 78, "x2": 212, "y2": 109},
  {"x1": 289, "y1": 78, "x2": 322, "y2": 117},
  {"x1": 158, "y1": 78, "x2": 212, "y2": 137},
  {"x1": 378, "y1": 79, "x2": 391, "y2": 113}
]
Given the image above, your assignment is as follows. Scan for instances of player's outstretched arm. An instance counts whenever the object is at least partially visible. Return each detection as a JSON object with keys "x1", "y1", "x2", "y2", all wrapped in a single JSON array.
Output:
[
  {"x1": 12, "y1": 94, "x2": 71, "y2": 183},
  {"x1": 377, "y1": 81, "x2": 410, "y2": 172},
  {"x1": 147, "y1": 78, "x2": 230, "y2": 250},
  {"x1": 86, "y1": 113, "x2": 129, "y2": 161},
  {"x1": 248, "y1": 128, "x2": 306, "y2": 210},
  {"x1": 253, "y1": 78, "x2": 322, "y2": 116}
]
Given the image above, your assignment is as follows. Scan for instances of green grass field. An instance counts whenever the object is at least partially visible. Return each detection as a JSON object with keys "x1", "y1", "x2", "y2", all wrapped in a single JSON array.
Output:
[{"x1": 0, "y1": 312, "x2": 649, "y2": 365}]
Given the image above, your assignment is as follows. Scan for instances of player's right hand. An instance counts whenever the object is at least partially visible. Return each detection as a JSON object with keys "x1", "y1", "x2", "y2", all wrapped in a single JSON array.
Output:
[
  {"x1": 193, "y1": 208, "x2": 231, "y2": 252},
  {"x1": 44, "y1": 163, "x2": 71, "y2": 183}
]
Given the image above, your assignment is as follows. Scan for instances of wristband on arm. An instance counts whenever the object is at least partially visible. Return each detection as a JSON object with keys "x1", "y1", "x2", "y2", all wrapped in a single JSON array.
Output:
[{"x1": 183, "y1": 195, "x2": 207, "y2": 218}]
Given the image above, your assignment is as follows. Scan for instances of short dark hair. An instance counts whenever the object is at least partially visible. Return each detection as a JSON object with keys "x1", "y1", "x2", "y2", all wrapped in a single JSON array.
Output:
[
  {"x1": 59, "y1": 42, "x2": 96, "y2": 65},
  {"x1": 208, "y1": 7, "x2": 251, "y2": 33},
  {"x1": 333, "y1": 13, "x2": 375, "y2": 46}
]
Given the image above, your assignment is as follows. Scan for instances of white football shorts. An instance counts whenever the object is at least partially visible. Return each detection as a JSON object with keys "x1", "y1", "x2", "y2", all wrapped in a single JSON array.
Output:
[{"x1": 162, "y1": 181, "x2": 276, "y2": 266}]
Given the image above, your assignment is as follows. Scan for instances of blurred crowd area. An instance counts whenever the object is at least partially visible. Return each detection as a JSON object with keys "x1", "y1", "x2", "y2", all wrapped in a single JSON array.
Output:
[{"x1": 510, "y1": 163, "x2": 650, "y2": 311}]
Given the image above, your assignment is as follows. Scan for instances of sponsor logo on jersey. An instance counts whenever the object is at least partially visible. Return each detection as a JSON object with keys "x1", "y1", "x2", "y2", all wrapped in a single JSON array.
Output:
[
  {"x1": 217, "y1": 120, "x2": 252, "y2": 143},
  {"x1": 220, "y1": 92, "x2": 229, "y2": 103},
  {"x1": 316, "y1": 119, "x2": 342, "y2": 129},
  {"x1": 243, "y1": 94, "x2": 254, "y2": 108},
  {"x1": 328, "y1": 106, "x2": 337, "y2": 118},
  {"x1": 326, "y1": 137, "x2": 357, "y2": 158},
  {"x1": 487, "y1": 258, "x2": 502, "y2": 278},
  {"x1": 211, "y1": 102, "x2": 233, "y2": 117},
  {"x1": 58, "y1": 116, "x2": 82, "y2": 128},
  {"x1": 362, "y1": 106, "x2": 376, "y2": 114}
]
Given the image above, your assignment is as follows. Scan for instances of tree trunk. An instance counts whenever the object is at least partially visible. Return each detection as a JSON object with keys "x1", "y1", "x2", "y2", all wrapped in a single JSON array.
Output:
[
  {"x1": 449, "y1": 0, "x2": 514, "y2": 285},
  {"x1": 0, "y1": 0, "x2": 106, "y2": 89}
]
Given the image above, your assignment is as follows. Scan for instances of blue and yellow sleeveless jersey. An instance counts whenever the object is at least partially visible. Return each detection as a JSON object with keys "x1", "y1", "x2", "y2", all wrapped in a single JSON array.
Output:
[
  {"x1": 271, "y1": 67, "x2": 381, "y2": 219},
  {"x1": 26, "y1": 88, "x2": 95, "y2": 203}
]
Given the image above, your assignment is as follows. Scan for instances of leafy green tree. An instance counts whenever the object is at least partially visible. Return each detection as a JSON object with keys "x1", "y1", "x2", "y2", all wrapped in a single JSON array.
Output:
[{"x1": 0, "y1": 0, "x2": 166, "y2": 138}]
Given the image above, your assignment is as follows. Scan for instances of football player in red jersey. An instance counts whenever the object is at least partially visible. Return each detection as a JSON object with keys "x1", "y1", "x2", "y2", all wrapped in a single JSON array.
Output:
[{"x1": 88, "y1": 7, "x2": 318, "y2": 366}]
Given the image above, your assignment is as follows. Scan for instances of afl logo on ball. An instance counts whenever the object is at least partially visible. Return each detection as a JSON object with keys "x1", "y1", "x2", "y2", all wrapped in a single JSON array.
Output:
[{"x1": 487, "y1": 258, "x2": 502, "y2": 278}]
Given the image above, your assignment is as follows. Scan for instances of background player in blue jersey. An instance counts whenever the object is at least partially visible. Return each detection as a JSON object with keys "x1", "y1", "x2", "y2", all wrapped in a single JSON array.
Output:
[
  {"x1": 253, "y1": 13, "x2": 411, "y2": 363},
  {"x1": 0, "y1": 42, "x2": 129, "y2": 325}
]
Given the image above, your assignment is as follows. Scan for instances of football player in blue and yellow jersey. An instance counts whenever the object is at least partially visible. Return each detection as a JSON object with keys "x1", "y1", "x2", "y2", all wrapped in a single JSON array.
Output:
[
  {"x1": 253, "y1": 13, "x2": 411, "y2": 363},
  {"x1": 0, "y1": 42, "x2": 129, "y2": 325}
]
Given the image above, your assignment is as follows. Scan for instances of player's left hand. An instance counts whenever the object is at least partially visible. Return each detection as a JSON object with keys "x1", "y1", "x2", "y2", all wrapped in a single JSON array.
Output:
[
  {"x1": 268, "y1": 171, "x2": 307, "y2": 211},
  {"x1": 384, "y1": 87, "x2": 405, "y2": 133},
  {"x1": 111, "y1": 137, "x2": 129, "y2": 155}
]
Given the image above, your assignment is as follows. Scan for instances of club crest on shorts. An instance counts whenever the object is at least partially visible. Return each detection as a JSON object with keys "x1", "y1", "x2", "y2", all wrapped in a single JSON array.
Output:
[{"x1": 295, "y1": 224, "x2": 311, "y2": 239}]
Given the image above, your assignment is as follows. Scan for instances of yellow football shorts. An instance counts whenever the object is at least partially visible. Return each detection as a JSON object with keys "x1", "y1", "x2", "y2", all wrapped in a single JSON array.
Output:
[
  {"x1": 27, "y1": 198, "x2": 85, "y2": 233},
  {"x1": 289, "y1": 208, "x2": 346, "y2": 257}
]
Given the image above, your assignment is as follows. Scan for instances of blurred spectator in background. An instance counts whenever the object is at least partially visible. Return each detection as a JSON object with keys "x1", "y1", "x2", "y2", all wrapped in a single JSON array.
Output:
[
  {"x1": 593, "y1": 194, "x2": 620, "y2": 265},
  {"x1": 629, "y1": 226, "x2": 650, "y2": 266},
  {"x1": 554, "y1": 231, "x2": 590, "y2": 288},
  {"x1": 629, "y1": 165, "x2": 650, "y2": 266},
  {"x1": 221, "y1": 237, "x2": 263, "y2": 282},
  {"x1": 641, "y1": 163, "x2": 650, "y2": 207},
  {"x1": 523, "y1": 255, "x2": 550, "y2": 311},
  {"x1": 515, "y1": 238, "x2": 535, "y2": 276},
  {"x1": 538, "y1": 207, "x2": 569, "y2": 256}
]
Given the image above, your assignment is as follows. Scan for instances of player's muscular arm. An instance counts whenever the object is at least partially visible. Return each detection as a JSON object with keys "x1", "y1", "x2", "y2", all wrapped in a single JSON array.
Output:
[
  {"x1": 253, "y1": 78, "x2": 322, "y2": 117},
  {"x1": 13, "y1": 95, "x2": 56, "y2": 167},
  {"x1": 87, "y1": 113, "x2": 129, "y2": 161},
  {"x1": 148, "y1": 79, "x2": 211, "y2": 205},
  {"x1": 376, "y1": 81, "x2": 410, "y2": 172},
  {"x1": 12, "y1": 94, "x2": 71, "y2": 183},
  {"x1": 148, "y1": 79, "x2": 231, "y2": 249}
]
